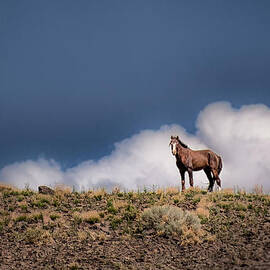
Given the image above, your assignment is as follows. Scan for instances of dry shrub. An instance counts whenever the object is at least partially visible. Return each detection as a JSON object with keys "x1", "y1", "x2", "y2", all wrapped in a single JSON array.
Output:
[
  {"x1": 142, "y1": 205, "x2": 201, "y2": 240},
  {"x1": 75, "y1": 211, "x2": 101, "y2": 224},
  {"x1": 68, "y1": 262, "x2": 81, "y2": 270},
  {"x1": 13, "y1": 211, "x2": 44, "y2": 224},
  {"x1": 86, "y1": 188, "x2": 107, "y2": 199},
  {"x1": 113, "y1": 200, "x2": 128, "y2": 210},
  {"x1": 17, "y1": 201, "x2": 28, "y2": 212},
  {"x1": 96, "y1": 232, "x2": 107, "y2": 241},
  {"x1": 195, "y1": 197, "x2": 212, "y2": 218},
  {"x1": 93, "y1": 188, "x2": 106, "y2": 196},
  {"x1": 41, "y1": 230, "x2": 54, "y2": 243},
  {"x1": 77, "y1": 230, "x2": 88, "y2": 242},
  {"x1": 49, "y1": 212, "x2": 61, "y2": 221},
  {"x1": 73, "y1": 212, "x2": 82, "y2": 224},
  {"x1": 196, "y1": 207, "x2": 210, "y2": 218},
  {"x1": 18, "y1": 227, "x2": 51, "y2": 244},
  {"x1": 85, "y1": 231, "x2": 107, "y2": 241},
  {"x1": 181, "y1": 226, "x2": 204, "y2": 245}
]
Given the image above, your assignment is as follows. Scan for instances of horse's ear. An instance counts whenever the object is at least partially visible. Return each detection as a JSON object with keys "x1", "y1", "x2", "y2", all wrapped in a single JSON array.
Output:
[
  {"x1": 171, "y1": 135, "x2": 173, "y2": 139},
  {"x1": 176, "y1": 136, "x2": 179, "y2": 139}
]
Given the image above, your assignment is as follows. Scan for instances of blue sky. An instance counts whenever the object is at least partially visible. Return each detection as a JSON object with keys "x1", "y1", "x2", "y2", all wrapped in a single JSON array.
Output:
[{"x1": 1, "y1": 0, "x2": 270, "y2": 172}]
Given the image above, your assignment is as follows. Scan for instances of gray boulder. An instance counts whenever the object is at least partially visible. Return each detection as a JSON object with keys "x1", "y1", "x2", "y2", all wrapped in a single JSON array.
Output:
[{"x1": 38, "y1": 185, "x2": 55, "y2": 195}]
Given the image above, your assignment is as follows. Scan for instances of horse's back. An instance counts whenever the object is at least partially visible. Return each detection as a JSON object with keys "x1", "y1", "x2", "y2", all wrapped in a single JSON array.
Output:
[{"x1": 189, "y1": 149, "x2": 210, "y2": 170}]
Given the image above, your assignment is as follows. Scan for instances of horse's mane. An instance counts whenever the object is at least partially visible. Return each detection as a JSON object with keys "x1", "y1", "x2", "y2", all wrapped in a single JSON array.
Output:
[{"x1": 177, "y1": 138, "x2": 188, "y2": 148}]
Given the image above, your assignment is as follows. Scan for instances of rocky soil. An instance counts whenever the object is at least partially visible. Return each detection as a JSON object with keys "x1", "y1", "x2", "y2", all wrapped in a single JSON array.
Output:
[{"x1": 0, "y1": 185, "x2": 269, "y2": 269}]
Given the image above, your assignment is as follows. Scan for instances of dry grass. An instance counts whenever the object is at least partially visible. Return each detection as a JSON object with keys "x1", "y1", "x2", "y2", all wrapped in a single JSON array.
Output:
[
  {"x1": 164, "y1": 187, "x2": 180, "y2": 195},
  {"x1": 16, "y1": 227, "x2": 52, "y2": 244},
  {"x1": 86, "y1": 188, "x2": 107, "y2": 199},
  {"x1": 68, "y1": 262, "x2": 81, "y2": 270},
  {"x1": 113, "y1": 200, "x2": 128, "y2": 210},
  {"x1": 36, "y1": 193, "x2": 52, "y2": 203},
  {"x1": 54, "y1": 184, "x2": 72, "y2": 194},
  {"x1": 221, "y1": 188, "x2": 234, "y2": 195},
  {"x1": 252, "y1": 184, "x2": 264, "y2": 195},
  {"x1": 196, "y1": 207, "x2": 210, "y2": 218},
  {"x1": 77, "y1": 230, "x2": 88, "y2": 242},
  {"x1": 195, "y1": 196, "x2": 212, "y2": 218},
  {"x1": 74, "y1": 210, "x2": 101, "y2": 224},
  {"x1": 0, "y1": 182, "x2": 17, "y2": 191},
  {"x1": 180, "y1": 226, "x2": 204, "y2": 245}
]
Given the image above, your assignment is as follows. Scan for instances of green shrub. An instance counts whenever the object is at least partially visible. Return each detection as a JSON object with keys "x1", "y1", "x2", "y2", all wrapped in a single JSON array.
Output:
[
  {"x1": 94, "y1": 194, "x2": 102, "y2": 201},
  {"x1": 192, "y1": 197, "x2": 201, "y2": 204},
  {"x1": 30, "y1": 213, "x2": 43, "y2": 223},
  {"x1": 39, "y1": 198, "x2": 50, "y2": 204},
  {"x1": 8, "y1": 206, "x2": 15, "y2": 212},
  {"x1": 234, "y1": 203, "x2": 247, "y2": 211},
  {"x1": 173, "y1": 199, "x2": 179, "y2": 204},
  {"x1": 123, "y1": 205, "x2": 137, "y2": 222},
  {"x1": 50, "y1": 214, "x2": 60, "y2": 221},
  {"x1": 31, "y1": 200, "x2": 46, "y2": 208},
  {"x1": 107, "y1": 200, "x2": 117, "y2": 214},
  {"x1": 141, "y1": 205, "x2": 201, "y2": 237},
  {"x1": 15, "y1": 215, "x2": 28, "y2": 223},
  {"x1": 17, "y1": 195, "x2": 24, "y2": 202},
  {"x1": 20, "y1": 205, "x2": 28, "y2": 212},
  {"x1": 110, "y1": 217, "x2": 122, "y2": 229},
  {"x1": 21, "y1": 190, "x2": 34, "y2": 197}
]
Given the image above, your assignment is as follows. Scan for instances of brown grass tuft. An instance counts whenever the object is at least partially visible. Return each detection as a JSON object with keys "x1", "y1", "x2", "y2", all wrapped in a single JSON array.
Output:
[{"x1": 75, "y1": 210, "x2": 101, "y2": 224}]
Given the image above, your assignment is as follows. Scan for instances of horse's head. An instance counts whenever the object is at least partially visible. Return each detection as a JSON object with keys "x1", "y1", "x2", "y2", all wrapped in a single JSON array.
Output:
[{"x1": 169, "y1": 135, "x2": 179, "y2": 156}]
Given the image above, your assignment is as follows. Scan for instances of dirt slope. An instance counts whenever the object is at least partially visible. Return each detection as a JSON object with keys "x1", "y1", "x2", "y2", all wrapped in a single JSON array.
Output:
[{"x1": 0, "y1": 185, "x2": 269, "y2": 269}]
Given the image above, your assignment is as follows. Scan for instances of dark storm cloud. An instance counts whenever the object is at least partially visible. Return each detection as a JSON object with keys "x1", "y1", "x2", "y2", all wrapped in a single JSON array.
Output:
[{"x1": 0, "y1": 1, "x2": 270, "y2": 170}]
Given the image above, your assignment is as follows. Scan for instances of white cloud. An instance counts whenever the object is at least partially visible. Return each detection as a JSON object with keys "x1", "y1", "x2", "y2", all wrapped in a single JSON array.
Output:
[
  {"x1": 0, "y1": 159, "x2": 64, "y2": 189},
  {"x1": 1, "y1": 102, "x2": 270, "y2": 192},
  {"x1": 197, "y1": 102, "x2": 270, "y2": 191}
]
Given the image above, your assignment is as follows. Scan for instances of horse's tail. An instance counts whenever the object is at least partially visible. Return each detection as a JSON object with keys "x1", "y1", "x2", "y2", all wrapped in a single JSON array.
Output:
[
  {"x1": 217, "y1": 156, "x2": 222, "y2": 175},
  {"x1": 208, "y1": 152, "x2": 222, "y2": 175}
]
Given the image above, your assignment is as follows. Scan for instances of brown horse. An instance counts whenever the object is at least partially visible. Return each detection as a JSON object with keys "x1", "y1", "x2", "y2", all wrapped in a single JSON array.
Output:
[{"x1": 169, "y1": 136, "x2": 222, "y2": 192}]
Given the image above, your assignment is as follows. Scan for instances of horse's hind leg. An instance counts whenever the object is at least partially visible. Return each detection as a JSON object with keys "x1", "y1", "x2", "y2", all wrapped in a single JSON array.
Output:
[
  {"x1": 204, "y1": 167, "x2": 214, "y2": 192},
  {"x1": 212, "y1": 170, "x2": 221, "y2": 191}
]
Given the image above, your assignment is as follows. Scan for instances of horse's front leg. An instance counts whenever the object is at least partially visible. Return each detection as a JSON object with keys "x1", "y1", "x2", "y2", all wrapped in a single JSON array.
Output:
[
  {"x1": 187, "y1": 168, "x2": 194, "y2": 187},
  {"x1": 179, "y1": 169, "x2": 186, "y2": 191}
]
